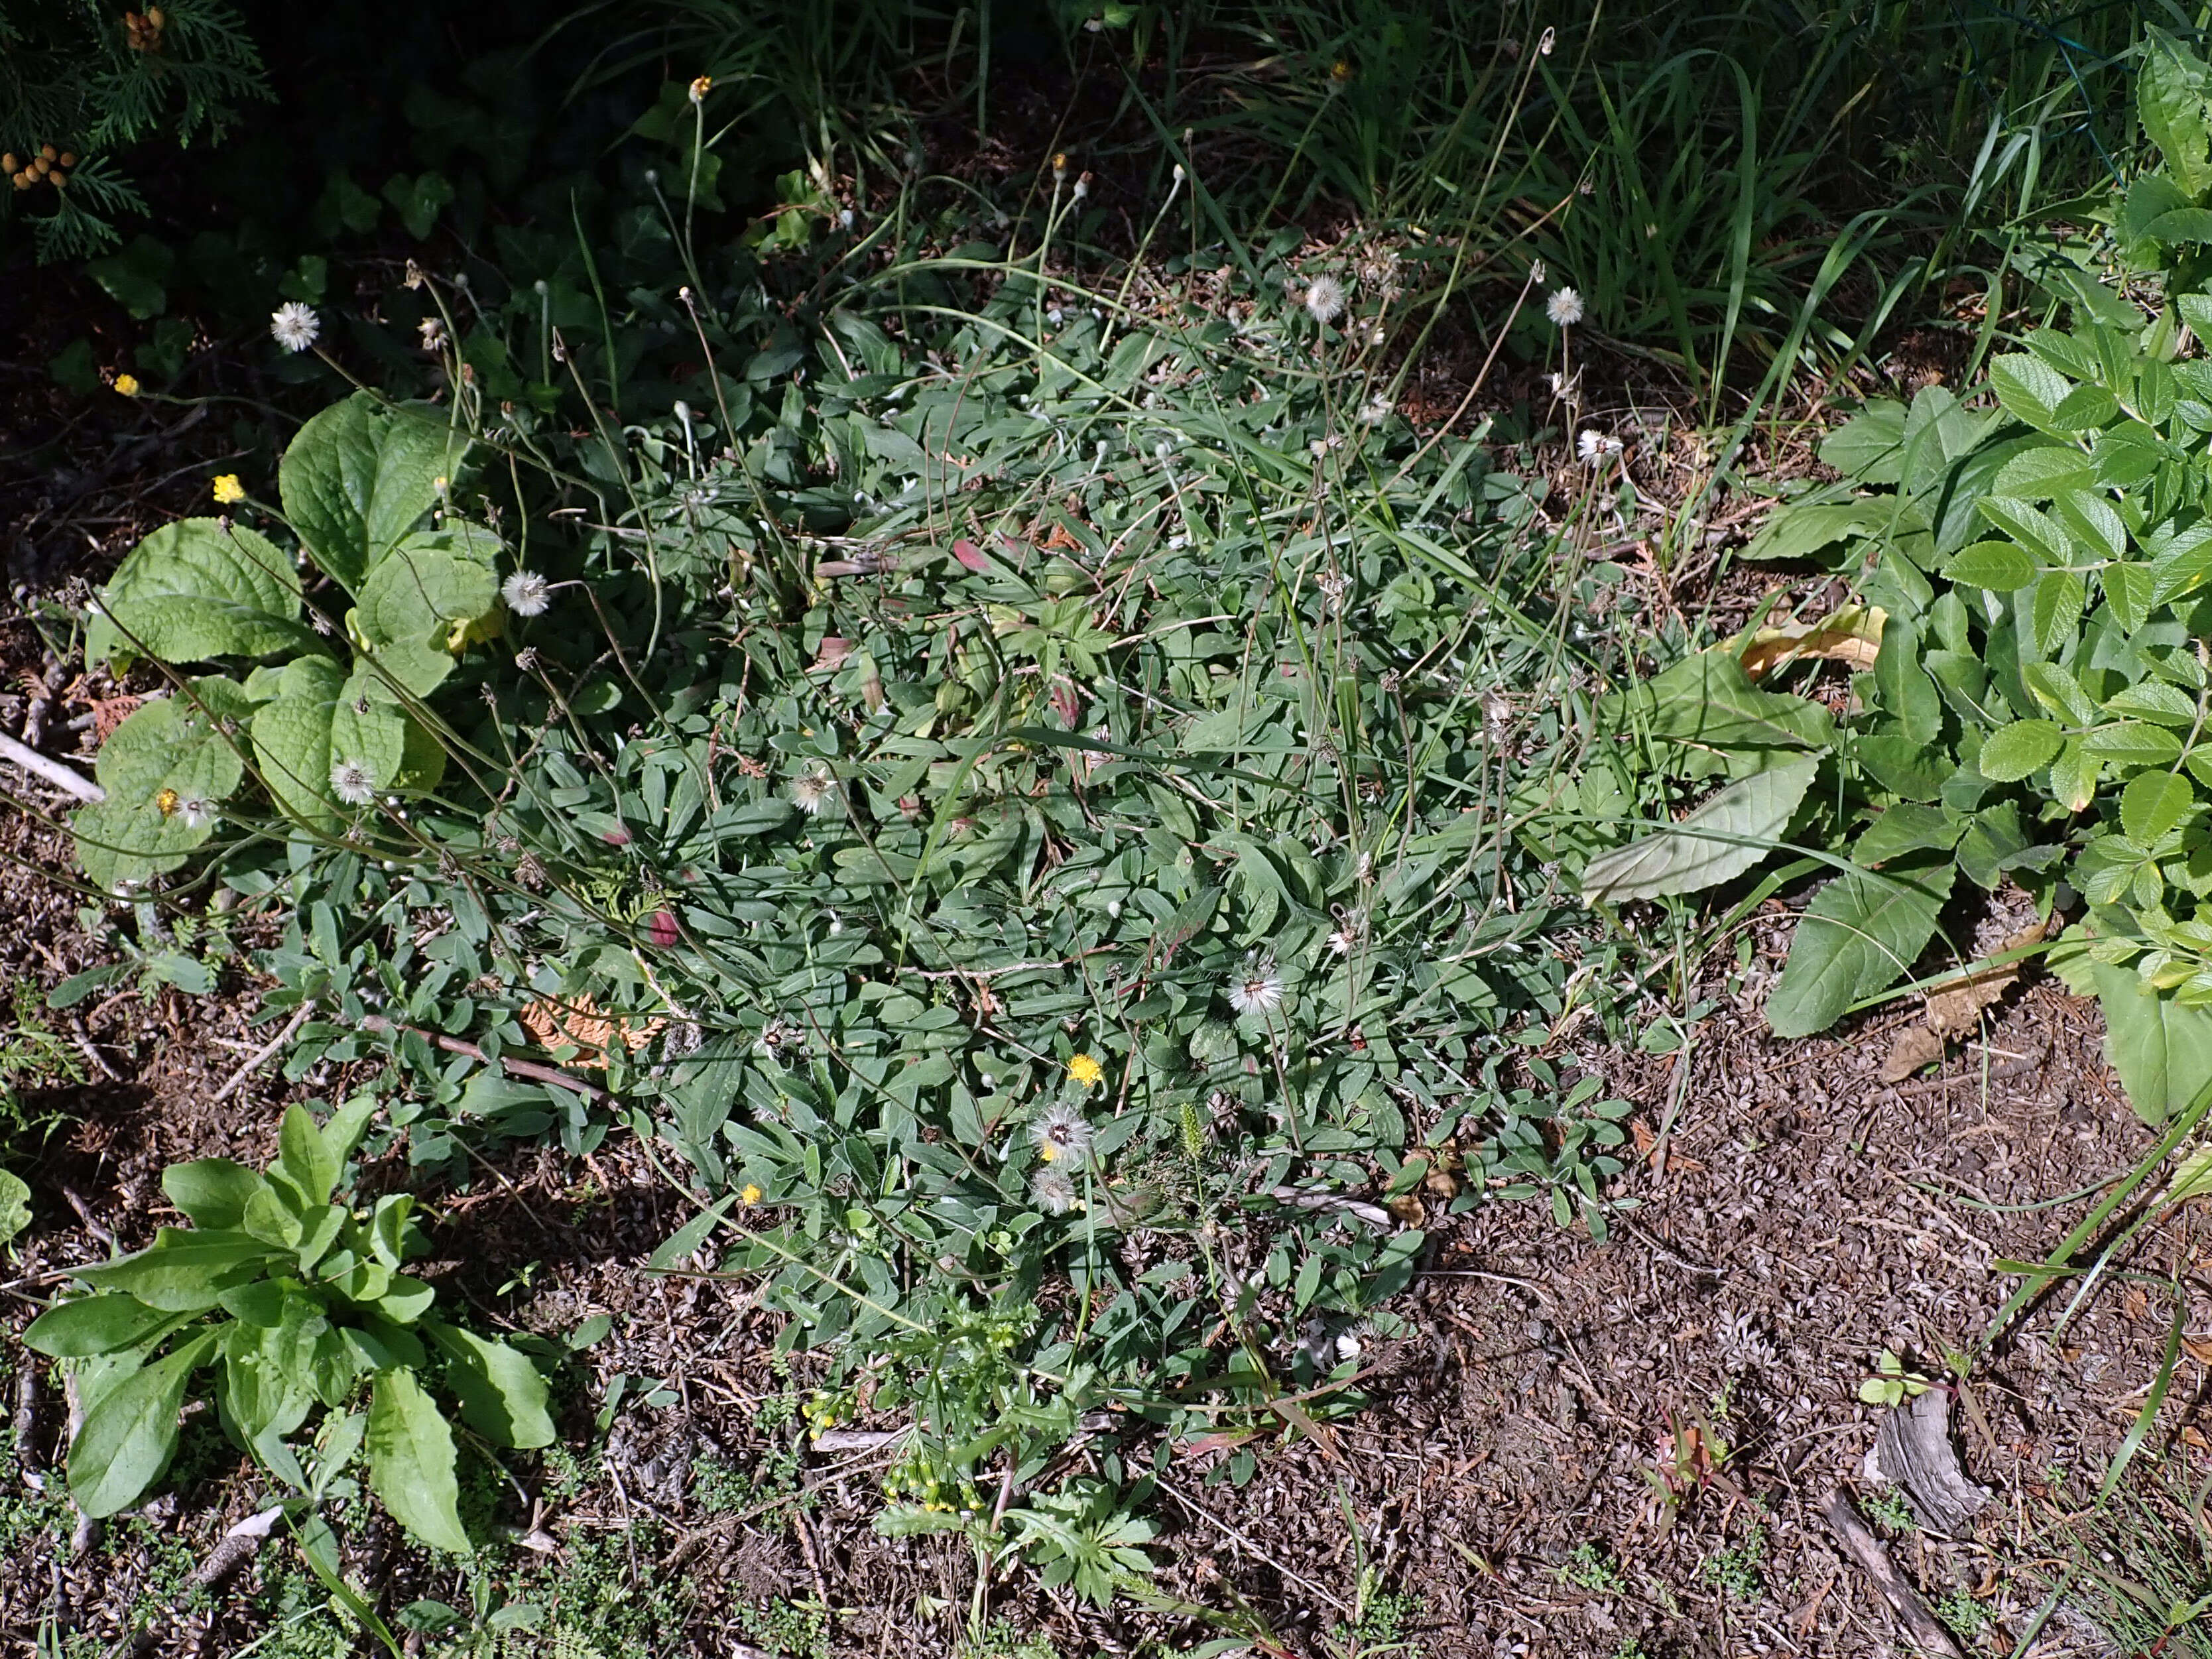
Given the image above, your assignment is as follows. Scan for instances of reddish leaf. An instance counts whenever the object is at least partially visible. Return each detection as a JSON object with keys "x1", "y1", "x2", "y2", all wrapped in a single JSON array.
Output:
[{"x1": 952, "y1": 538, "x2": 989, "y2": 572}]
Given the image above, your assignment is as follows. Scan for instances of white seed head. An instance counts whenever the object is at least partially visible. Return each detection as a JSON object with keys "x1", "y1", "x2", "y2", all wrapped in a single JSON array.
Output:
[
  {"x1": 790, "y1": 764, "x2": 838, "y2": 816},
  {"x1": 1227, "y1": 955, "x2": 1285, "y2": 1017},
  {"x1": 1546, "y1": 286, "x2": 1584, "y2": 327},
  {"x1": 1032, "y1": 1165, "x2": 1079, "y2": 1214},
  {"x1": 502, "y1": 570, "x2": 551, "y2": 617},
  {"x1": 1304, "y1": 275, "x2": 1346, "y2": 325},
  {"x1": 1030, "y1": 1101, "x2": 1094, "y2": 1170},
  {"x1": 271, "y1": 302, "x2": 321, "y2": 353},
  {"x1": 330, "y1": 759, "x2": 375, "y2": 806},
  {"x1": 418, "y1": 316, "x2": 446, "y2": 351}
]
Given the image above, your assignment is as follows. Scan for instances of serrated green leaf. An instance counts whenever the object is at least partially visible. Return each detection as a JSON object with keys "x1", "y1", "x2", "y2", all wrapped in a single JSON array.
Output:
[
  {"x1": 1942, "y1": 540, "x2": 2038, "y2": 591},
  {"x1": 2122, "y1": 772, "x2": 2195, "y2": 842},
  {"x1": 88, "y1": 521, "x2": 306, "y2": 668},
  {"x1": 2052, "y1": 489, "x2": 2126, "y2": 560},
  {"x1": 280, "y1": 393, "x2": 467, "y2": 589},
  {"x1": 2021, "y1": 661, "x2": 2099, "y2": 725},
  {"x1": 1988, "y1": 354, "x2": 2073, "y2": 432},
  {"x1": 2107, "y1": 562, "x2": 2155, "y2": 633},
  {"x1": 367, "y1": 1369, "x2": 471, "y2": 1554},
  {"x1": 2106, "y1": 680, "x2": 2199, "y2": 725},
  {"x1": 2030, "y1": 568, "x2": 2085, "y2": 658},
  {"x1": 1765, "y1": 857, "x2": 1955, "y2": 1038},
  {"x1": 2142, "y1": 29, "x2": 2212, "y2": 201},
  {"x1": 2085, "y1": 721, "x2": 2186, "y2": 767},
  {"x1": 1978, "y1": 719, "x2": 2065, "y2": 781},
  {"x1": 1581, "y1": 759, "x2": 1817, "y2": 904},
  {"x1": 2049, "y1": 736, "x2": 2103, "y2": 812},
  {"x1": 1991, "y1": 444, "x2": 2094, "y2": 499},
  {"x1": 2150, "y1": 523, "x2": 2212, "y2": 605}
]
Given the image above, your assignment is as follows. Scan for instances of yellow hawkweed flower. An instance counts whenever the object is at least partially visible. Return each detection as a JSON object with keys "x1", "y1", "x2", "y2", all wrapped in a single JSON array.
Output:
[
  {"x1": 740, "y1": 1182, "x2": 763, "y2": 1205},
  {"x1": 211, "y1": 473, "x2": 246, "y2": 505},
  {"x1": 113, "y1": 373, "x2": 141, "y2": 397},
  {"x1": 689, "y1": 74, "x2": 712, "y2": 103},
  {"x1": 1066, "y1": 1053, "x2": 1105, "y2": 1087},
  {"x1": 1038, "y1": 1142, "x2": 1058, "y2": 1162}
]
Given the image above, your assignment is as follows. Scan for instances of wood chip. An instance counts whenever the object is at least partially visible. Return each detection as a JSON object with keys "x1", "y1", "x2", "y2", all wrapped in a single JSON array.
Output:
[{"x1": 1878, "y1": 918, "x2": 2046, "y2": 1081}]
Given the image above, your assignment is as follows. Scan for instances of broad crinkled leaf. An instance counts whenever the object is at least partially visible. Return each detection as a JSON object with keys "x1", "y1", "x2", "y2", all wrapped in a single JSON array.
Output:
[
  {"x1": 280, "y1": 393, "x2": 467, "y2": 588},
  {"x1": 161, "y1": 1160, "x2": 267, "y2": 1229},
  {"x1": 367, "y1": 1367, "x2": 471, "y2": 1554},
  {"x1": 1581, "y1": 759, "x2": 1817, "y2": 904},
  {"x1": 1764, "y1": 856, "x2": 1956, "y2": 1037},
  {"x1": 73, "y1": 678, "x2": 255, "y2": 894},
  {"x1": 87, "y1": 521, "x2": 305, "y2": 667},
  {"x1": 349, "y1": 528, "x2": 500, "y2": 696},
  {"x1": 249, "y1": 655, "x2": 348, "y2": 827}
]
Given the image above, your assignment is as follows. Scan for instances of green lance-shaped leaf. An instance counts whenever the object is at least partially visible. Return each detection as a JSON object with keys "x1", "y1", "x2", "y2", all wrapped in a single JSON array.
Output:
[
  {"x1": 1764, "y1": 855, "x2": 1956, "y2": 1038},
  {"x1": 86, "y1": 521, "x2": 307, "y2": 668},
  {"x1": 23, "y1": 1294, "x2": 182, "y2": 1359},
  {"x1": 366, "y1": 1367, "x2": 472, "y2": 1554},
  {"x1": 2141, "y1": 28, "x2": 2212, "y2": 201},
  {"x1": 67, "y1": 1228, "x2": 282, "y2": 1312},
  {"x1": 1581, "y1": 758, "x2": 1817, "y2": 904},
  {"x1": 72, "y1": 677, "x2": 255, "y2": 894},
  {"x1": 68, "y1": 1331, "x2": 217, "y2": 1516},
  {"x1": 280, "y1": 392, "x2": 468, "y2": 589},
  {"x1": 1613, "y1": 651, "x2": 1835, "y2": 752},
  {"x1": 425, "y1": 1321, "x2": 555, "y2": 1449}
]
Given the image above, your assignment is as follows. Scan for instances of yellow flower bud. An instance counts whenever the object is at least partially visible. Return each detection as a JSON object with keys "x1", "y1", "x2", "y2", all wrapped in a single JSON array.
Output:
[{"x1": 113, "y1": 373, "x2": 141, "y2": 397}]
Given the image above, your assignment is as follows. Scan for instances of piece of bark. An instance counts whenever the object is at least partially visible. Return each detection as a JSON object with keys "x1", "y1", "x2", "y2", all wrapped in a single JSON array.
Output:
[
  {"x1": 1868, "y1": 1389, "x2": 1988, "y2": 1537},
  {"x1": 1817, "y1": 1489, "x2": 1966, "y2": 1659}
]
